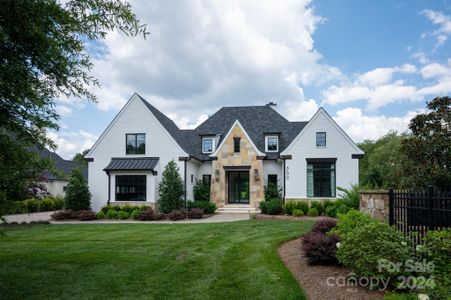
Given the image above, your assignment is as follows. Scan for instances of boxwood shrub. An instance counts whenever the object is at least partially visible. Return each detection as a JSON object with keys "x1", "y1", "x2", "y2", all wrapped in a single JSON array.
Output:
[
  {"x1": 118, "y1": 211, "x2": 130, "y2": 219},
  {"x1": 307, "y1": 207, "x2": 318, "y2": 217},
  {"x1": 187, "y1": 200, "x2": 217, "y2": 214},
  {"x1": 106, "y1": 209, "x2": 118, "y2": 219},
  {"x1": 292, "y1": 209, "x2": 304, "y2": 217}
]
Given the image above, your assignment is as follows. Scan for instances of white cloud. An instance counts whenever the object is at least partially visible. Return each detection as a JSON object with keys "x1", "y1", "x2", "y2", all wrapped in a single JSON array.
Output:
[
  {"x1": 333, "y1": 108, "x2": 418, "y2": 142},
  {"x1": 421, "y1": 9, "x2": 451, "y2": 49},
  {"x1": 284, "y1": 98, "x2": 319, "y2": 121},
  {"x1": 323, "y1": 61, "x2": 451, "y2": 110},
  {"x1": 48, "y1": 130, "x2": 98, "y2": 159},
  {"x1": 55, "y1": 105, "x2": 73, "y2": 117},
  {"x1": 87, "y1": 0, "x2": 341, "y2": 123}
]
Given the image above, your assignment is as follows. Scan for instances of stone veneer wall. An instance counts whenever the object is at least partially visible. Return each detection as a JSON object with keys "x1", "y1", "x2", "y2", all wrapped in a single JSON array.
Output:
[
  {"x1": 211, "y1": 125, "x2": 264, "y2": 208},
  {"x1": 359, "y1": 190, "x2": 389, "y2": 222}
]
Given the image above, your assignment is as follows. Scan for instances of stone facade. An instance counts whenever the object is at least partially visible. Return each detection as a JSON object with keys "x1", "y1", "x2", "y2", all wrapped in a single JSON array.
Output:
[
  {"x1": 359, "y1": 190, "x2": 389, "y2": 222},
  {"x1": 211, "y1": 124, "x2": 264, "y2": 208}
]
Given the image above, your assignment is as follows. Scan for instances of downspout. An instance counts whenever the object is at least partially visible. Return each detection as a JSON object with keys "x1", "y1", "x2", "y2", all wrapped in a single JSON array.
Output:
[
  {"x1": 184, "y1": 159, "x2": 187, "y2": 209},
  {"x1": 107, "y1": 171, "x2": 111, "y2": 204},
  {"x1": 282, "y1": 158, "x2": 286, "y2": 204}
]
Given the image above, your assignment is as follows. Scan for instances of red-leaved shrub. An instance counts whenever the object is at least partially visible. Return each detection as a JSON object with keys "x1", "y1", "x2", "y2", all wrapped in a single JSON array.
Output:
[
  {"x1": 137, "y1": 208, "x2": 155, "y2": 221},
  {"x1": 188, "y1": 208, "x2": 204, "y2": 219},
  {"x1": 311, "y1": 218, "x2": 337, "y2": 234},
  {"x1": 51, "y1": 210, "x2": 75, "y2": 220},
  {"x1": 168, "y1": 209, "x2": 186, "y2": 221},
  {"x1": 302, "y1": 231, "x2": 340, "y2": 265},
  {"x1": 77, "y1": 210, "x2": 97, "y2": 221}
]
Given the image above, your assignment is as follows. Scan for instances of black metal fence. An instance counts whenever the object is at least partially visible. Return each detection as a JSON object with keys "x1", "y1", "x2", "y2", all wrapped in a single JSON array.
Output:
[{"x1": 389, "y1": 186, "x2": 451, "y2": 245}]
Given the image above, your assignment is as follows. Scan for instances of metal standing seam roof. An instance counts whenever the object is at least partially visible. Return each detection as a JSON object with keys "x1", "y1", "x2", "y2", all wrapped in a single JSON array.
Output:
[{"x1": 103, "y1": 157, "x2": 159, "y2": 173}]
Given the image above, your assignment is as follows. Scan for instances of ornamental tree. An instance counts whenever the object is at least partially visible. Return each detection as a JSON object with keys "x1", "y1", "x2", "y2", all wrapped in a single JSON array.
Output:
[
  {"x1": 158, "y1": 160, "x2": 185, "y2": 214},
  {"x1": 64, "y1": 168, "x2": 91, "y2": 211}
]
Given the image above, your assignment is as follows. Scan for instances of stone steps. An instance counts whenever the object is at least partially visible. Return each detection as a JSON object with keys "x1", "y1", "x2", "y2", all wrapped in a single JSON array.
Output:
[{"x1": 216, "y1": 205, "x2": 260, "y2": 214}]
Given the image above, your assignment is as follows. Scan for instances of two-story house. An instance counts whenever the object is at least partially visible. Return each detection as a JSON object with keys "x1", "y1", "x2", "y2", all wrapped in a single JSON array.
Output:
[{"x1": 85, "y1": 93, "x2": 364, "y2": 212}]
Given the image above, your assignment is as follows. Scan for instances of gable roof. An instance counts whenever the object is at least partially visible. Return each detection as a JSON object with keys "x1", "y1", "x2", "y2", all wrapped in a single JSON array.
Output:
[
  {"x1": 282, "y1": 107, "x2": 364, "y2": 155},
  {"x1": 35, "y1": 148, "x2": 88, "y2": 180},
  {"x1": 136, "y1": 94, "x2": 308, "y2": 160}
]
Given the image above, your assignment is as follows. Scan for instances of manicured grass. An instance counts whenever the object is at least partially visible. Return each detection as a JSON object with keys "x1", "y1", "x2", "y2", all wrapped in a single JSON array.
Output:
[{"x1": 0, "y1": 220, "x2": 313, "y2": 299}]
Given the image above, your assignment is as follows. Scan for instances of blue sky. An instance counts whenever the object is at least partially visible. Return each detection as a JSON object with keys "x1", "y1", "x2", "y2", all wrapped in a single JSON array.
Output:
[{"x1": 52, "y1": 0, "x2": 451, "y2": 159}]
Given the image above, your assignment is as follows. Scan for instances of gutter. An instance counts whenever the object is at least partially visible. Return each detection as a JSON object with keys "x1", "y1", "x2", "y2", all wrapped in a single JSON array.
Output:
[{"x1": 106, "y1": 171, "x2": 111, "y2": 204}]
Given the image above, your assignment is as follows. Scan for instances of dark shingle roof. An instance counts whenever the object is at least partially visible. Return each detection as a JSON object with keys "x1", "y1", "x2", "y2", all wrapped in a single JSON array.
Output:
[
  {"x1": 103, "y1": 157, "x2": 159, "y2": 173},
  {"x1": 36, "y1": 148, "x2": 88, "y2": 180},
  {"x1": 138, "y1": 95, "x2": 309, "y2": 160}
]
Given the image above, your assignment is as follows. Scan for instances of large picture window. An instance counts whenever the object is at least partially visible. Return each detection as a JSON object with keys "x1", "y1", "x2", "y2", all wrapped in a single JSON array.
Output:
[
  {"x1": 126, "y1": 133, "x2": 145, "y2": 154},
  {"x1": 116, "y1": 175, "x2": 146, "y2": 201},
  {"x1": 307, "y1": 162, "x2": 335, "y2": 197}
]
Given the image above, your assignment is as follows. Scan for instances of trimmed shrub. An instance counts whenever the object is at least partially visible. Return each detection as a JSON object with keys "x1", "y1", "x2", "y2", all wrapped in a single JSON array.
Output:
[
  {"x1": 264, "y1": 182, "x2": 281, "y2": 201},
  {"x1": 307, "y1": 207, "x2": 319, "y2": 217},
  {"x1": 106, "y1": 209, "x2": 118, "y2": 219},
  {"x1": 335, "y1": 211, "x2": 411, "y2": 288},
  {"x1": 118, "y1": 211, "x2": 130, "y2": 220},
  {"x1": 39, "y1": 197, "x2": 55, "y2": 211},
  {"x1": 292, "y1": 209, "x2": 304, "y2": 217},
  {"x1": 193, "y1": 180, "x2": 210, "y2": 202},
  {"x1": 297, "y1": 201, "x2": 309, "y2": 215},
  {"x1": 282, "y1": 201, "x2": 296, "y2": 215},
  {"x1": 168, "y1": 209, "x2": 186, "y2": 221},
  {"x1": 96, "y1": 211, "x2": 106, "y2": 219},
  {"x1": 158, "y1": 160, "x2": 185, "y2": 214},
  {"x1": 121, "y1": 204, "x2": 134, "y2": 213},
  {"x1": 310, "y1": 201, "x2": 325, "y2": 215},
  {"x1": 188, "y1": 208, "x2": 204, "y2": 219},
  {"x1": 77, "y1": 210, "x2": 96, "y2": 221},
  {"x1": 187, "y1": 201, "x2": 217, "y2": 214},
  {"x1": 302, "y1": 231, "x2": 340, "y2": 265},
  {"x1": 22, "y1": 199, "x2": 39, "y2": 213},
  {"x1": 312, "y1": 218, "x2": 337, "y2": 234},
  {"x1": 259, "y1": 199, "x2": 283, "y2": 215},
  {"x1": 325, "y1": 205, "x2": 338, "y2": 218},
  {"x1": 64, "y1": 168, "x2": 91, "y2": 211},
  {"x1": 137, "y1": 208, "x2": 155, "y2": 221},
  {"x1": 51, "y1": 210, "x2": 73, "y2": 220},
  {"x1": 131, "y1": 209, "x2": 140, "y2": 220}
]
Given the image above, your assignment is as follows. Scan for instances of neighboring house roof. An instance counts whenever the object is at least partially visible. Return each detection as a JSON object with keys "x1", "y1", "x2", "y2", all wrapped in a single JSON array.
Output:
[
  {"x1": 36, "y1": 148, "x2": 88, "y2": 181},
  {"x1": 103, "y1": 157, "x2": 159, "y2": 174},
  {"x1": 138, "y1": 95, "x2": 308, "y2": 160}
]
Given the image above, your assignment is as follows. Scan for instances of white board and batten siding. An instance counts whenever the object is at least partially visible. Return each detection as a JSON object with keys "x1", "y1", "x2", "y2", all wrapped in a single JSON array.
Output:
[
  {"x1": 282, "y1": 108, "x2": 363, "y2": 200},
  {"x1": 85, "y1": 94, "x2": 188, "y2": 211}
]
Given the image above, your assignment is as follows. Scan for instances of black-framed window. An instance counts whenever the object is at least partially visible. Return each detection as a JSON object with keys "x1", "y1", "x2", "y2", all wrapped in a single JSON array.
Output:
[
  {"x1": 268, "y1": 174, "x2": 278, "y2": 186},
  {"x1": 126, "y1": 133, "x2": 145, "y2": 154},
  {"x1": 234, "y1": 137, "x2": 241, "y2": 153},
  {"x1": 316, "y1": 132, "x2": 326, "y2": 147},
  {"x1": 307, "y1": 162, "x2": 335, "y2": 197},
  {"x1": 202, "y1": 138, "x2": 214, "y2": 153},
  {"x1": 116, "y1": 175, "x2": 146, "y2": 201},
  {"x1": 266, "y1": 136, "x2": 278, "y2": 152},
  {"x1": 203, "y1": 174, "x2": 211, "y2": 189}
]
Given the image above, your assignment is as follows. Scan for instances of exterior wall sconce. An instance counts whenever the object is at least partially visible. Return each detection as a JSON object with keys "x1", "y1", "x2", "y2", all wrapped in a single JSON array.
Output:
[
  {"x1": 215, "y1": 169, "x2": 220, "y2": 182},
  {"x1": 254, "y1": 169, "x2": 259, "y2": 181}
]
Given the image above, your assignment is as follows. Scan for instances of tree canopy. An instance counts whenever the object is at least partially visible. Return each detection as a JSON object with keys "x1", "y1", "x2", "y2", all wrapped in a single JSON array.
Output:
[{"x1": 0, "y1": 0, "x2": 147, "y2": 201}]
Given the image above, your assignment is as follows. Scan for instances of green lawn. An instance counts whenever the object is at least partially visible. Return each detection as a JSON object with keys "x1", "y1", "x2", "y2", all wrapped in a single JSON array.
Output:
[{"x1": 0, "y1": 220, "x2": 313, "y2": 300}]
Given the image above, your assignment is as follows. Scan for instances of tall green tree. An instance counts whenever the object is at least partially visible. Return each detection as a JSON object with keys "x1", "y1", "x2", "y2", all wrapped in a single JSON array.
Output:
[
  {"x1": 401, "y1": 96, "x2": 451, "y2": 188},
  {"x1": 72, "y1": 149, "x2": 90, "y2": 166},
  {"x1": 0, "y1": 0, "x2": 147, "y2": 202},
  {"x1": 358, "y1": 132, "x2": 413, "y2": 189},
  {"x1": 158, "y1": 160, "x2": 185, "y2": 214},
  {"x1": 64, "y1": 168, "x2": 91, "y2": 211}
]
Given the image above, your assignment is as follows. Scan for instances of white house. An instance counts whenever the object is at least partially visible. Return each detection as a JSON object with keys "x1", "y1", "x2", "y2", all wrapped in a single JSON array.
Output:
[{"x1": 85, "y1": 93, "x2": 364, "y2": 212}]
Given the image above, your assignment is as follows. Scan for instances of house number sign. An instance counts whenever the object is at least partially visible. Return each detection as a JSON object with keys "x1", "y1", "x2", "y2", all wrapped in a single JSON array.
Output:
[{"x1": 286, "y1": 166, "x2": 289, "y2": 180}]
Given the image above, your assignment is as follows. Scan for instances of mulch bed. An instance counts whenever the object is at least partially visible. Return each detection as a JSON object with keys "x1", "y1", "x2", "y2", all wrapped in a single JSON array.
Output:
[{"x1": 278, "y1": 237, "x2": 385, "y2": 300}]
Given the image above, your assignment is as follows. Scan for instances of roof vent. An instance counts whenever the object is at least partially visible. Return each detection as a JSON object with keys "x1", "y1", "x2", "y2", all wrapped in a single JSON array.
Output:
[{"x1": 266, "y1": 102, "x2": 277, "y2": 109}]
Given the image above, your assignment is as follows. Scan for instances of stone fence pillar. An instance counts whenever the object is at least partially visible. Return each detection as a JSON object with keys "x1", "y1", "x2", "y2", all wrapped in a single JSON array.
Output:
[{"x1": 359, "y1": 190, "x2": 390, "y2": 222}]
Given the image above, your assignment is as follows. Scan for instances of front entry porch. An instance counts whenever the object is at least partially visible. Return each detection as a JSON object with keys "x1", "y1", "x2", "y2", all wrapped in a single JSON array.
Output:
[{"x1": 227, "y1": 171, "x2": 250, "y2": 204}]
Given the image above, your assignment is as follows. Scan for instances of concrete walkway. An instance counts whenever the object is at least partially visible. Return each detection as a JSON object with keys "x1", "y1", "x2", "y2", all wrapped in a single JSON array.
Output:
[{"x1": 2, "y1": 211, "x2": 250, "y2": 224}]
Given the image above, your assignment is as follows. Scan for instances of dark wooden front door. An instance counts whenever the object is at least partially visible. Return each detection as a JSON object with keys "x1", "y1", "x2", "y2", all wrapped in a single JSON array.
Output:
[{"x1": 228, "y1": 171, "x2": 249, "y2": 204}]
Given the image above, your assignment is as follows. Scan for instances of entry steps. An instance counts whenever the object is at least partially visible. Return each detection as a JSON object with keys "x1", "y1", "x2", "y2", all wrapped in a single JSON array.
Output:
[{"x1": 216, "y1": 204, "x2": 260, "y2": 214}]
